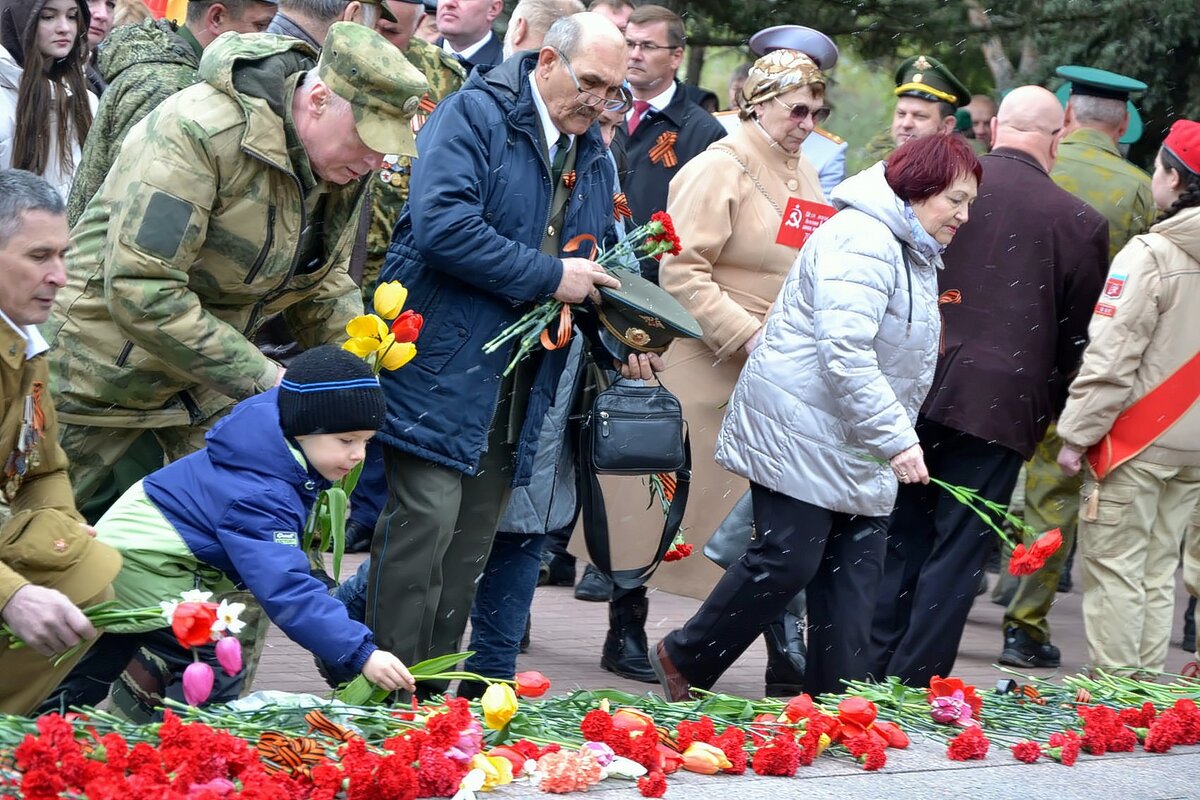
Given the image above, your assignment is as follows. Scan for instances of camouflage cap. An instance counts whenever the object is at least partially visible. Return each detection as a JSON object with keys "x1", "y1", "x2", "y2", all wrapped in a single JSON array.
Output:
[{"x1": 318, "y1": 22, "x2": 429, "y2": 157}]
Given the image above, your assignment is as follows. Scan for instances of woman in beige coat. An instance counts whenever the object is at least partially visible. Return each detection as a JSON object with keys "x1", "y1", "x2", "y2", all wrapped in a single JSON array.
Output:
[{"x1": 594, "y1": 49, "x2": 828, "y2": 691}]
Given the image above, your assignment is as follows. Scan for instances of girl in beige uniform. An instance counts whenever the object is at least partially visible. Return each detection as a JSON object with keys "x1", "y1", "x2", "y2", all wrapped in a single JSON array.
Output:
[{"x1": 1057, "y1": 119, "x2": 1200, "y2": 676}]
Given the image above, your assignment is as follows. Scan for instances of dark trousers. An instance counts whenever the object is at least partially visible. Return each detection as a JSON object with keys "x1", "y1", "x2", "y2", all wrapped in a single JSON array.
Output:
[
  {"x1": 347, "y1": 440, "x2": 387, "y2": 530},
  {"x1": 663, "y1": 483, "x2": 886, "y2": 696},
  {"x1": 39, "y1": 628, "x2": 240, "y2": 716},
  {"x1": 869, "y1": 417, "x2": 1023, "y2": 685},
  {"x1": 463, "y1": 531, "x2": 546, "y2": 679},
  {"x1": 366, "y1": 431, "x2": 514, "y2": 668}
]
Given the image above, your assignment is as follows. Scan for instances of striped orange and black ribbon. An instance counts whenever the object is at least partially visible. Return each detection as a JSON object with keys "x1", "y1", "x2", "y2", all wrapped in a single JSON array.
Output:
[
  {"x1": 648, "y1": 132, "x2": 678, "y2": 168},
  {"x1": 612, "y1": 192, "x2": 632, "y2": 220},
  {"x1": 937, "y1": 289, "x2": 961, "y2": 354},
  {"x1": 256, "y1": 731, "x2": 327, "y2": 776},
  {"x1": 305, "y1": 709, "x2": 358, "y2": 743},
  {"x1": 655, "y1": 473, "x2": 677, "y2": 502}
]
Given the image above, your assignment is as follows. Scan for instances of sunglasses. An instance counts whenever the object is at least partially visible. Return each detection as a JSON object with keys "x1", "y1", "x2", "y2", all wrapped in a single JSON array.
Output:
[{"x1": 772, "y1": 97, "x2": 831, "y2": 125}]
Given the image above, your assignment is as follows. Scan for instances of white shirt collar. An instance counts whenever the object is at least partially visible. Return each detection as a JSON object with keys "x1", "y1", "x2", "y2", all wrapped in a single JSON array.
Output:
[
  {"x1": 529, "y1": 71, "x2": 574, "y2": 157},
  {"x1": 0, "y1": 309, "x2": 49, "y2": 360},
  {"x1": 442, "y1": 30, "x2": 493, "y2": 62},
  {"x1": 627, "y1": 80, "x2": 676, "y2": 119}
]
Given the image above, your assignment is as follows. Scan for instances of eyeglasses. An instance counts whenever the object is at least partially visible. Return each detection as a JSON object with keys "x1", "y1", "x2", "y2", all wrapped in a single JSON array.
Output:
[
  {"x1": 625, "y1": 39, "x2": 681, "y2": 54},
  {"x1": 772, "y1": 97, "x2": 831, "y2": 125},
  {"x1": 555, "y1": 49, "x2": 633, "y2": 113}
]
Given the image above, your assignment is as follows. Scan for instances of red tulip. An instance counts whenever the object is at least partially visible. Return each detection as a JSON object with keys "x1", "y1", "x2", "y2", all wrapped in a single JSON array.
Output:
[
  {"x1": 183, "y1": 662, "x2": 215, "y2": 706},
  {"x1": 783, "y1": 693, "x2": 815, "y2": 722},
  {"x1": 874, "y1": 721, "x2": 910, "y2": 749},
  {"x1": 390, "y1": 310, "x2": 424, "y2": 343},
  {"x1": 837, "y1": 696, "x2": 878, "y2": 728},
  {"x1": 514, "y1": 671, "x2": 550, "y2": 698},
  {"x1": 655, "y1": 743, "x2": 683, "y2": 774},
  {"x1": 172, "y1": 602, "x2": 218, "y2": 649},
  {"x1": 612, "y1": 707, "x2": 656, "y2": 734},
  {"x1": 215, "y1": 636, "x2": 242, "y2": 677}
]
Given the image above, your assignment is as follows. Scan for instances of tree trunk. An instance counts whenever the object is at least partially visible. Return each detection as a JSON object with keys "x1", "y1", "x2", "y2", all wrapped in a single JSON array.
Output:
[
  {"x1": 686, "y1": 44, "x2": 706, "y2": 86},
  {"x1": 964, "y1": 0, "x2": 1016, "y2": 92}
]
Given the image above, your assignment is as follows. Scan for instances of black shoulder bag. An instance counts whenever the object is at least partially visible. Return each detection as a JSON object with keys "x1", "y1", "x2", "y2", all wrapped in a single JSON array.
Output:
[{"x1": 578, "y1": 378, "x2": 691, "y2": 590}]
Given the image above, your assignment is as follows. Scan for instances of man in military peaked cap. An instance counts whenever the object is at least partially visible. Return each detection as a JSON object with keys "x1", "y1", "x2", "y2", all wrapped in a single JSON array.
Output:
[
  {"x1": 48, "y1": 22, "x2": 428, "y2": 515},
  {"x1": 865, "y1": 53, "x2": 969, "y2": 161}
]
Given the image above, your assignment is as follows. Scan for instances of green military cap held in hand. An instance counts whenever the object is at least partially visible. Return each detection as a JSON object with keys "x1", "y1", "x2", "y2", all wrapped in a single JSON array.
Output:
[
  {"x1": 894, "y1": 54, "x2": 970, "y2": 108},
  {"x1": 1054, "y1": 65, "x2": 1147, "y2": 145},
  {"x1": 318, "y1": 22, "x2": 430, "y2": 157},
  {"x1": 595, "y1": 270, "x2": 703, "y2": 359}
]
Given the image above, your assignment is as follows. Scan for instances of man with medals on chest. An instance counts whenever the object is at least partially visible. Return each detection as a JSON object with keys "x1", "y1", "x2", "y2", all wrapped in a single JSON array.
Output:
[{"x1": 0, "y1": 170, "x2": 122, "y2": 715}]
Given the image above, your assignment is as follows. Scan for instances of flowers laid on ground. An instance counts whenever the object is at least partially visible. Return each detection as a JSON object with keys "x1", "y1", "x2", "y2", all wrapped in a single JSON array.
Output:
[
  {"x1": 3, "y1": 668, "x2": 1200, "y2": 797},
  {"x1": 483, "y1": 212, "x2": 684, "y2": 376},
  {"x1": 304, "y1": 281, "x2": 424, "y2": 584},
  {"x1": 158, "y1": 590, "x2": 245, "y2": 706}
]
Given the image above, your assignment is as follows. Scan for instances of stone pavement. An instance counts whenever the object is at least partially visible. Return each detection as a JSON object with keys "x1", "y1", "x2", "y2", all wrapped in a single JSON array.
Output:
[
  {"x1": 251, "y1": 555, "x2": 1200, "y2": 799},
  {"x1": 254, "y1": 554, "x2": 1199, "y2": 698}
]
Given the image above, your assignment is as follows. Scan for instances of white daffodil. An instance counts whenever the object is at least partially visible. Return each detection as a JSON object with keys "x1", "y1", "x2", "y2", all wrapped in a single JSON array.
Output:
[
  {"x1": 212, "y1": 600, "x2": 247, "y2": 636},
  {"x1": 159, "y1": 599, "x2": 179, "y2": 623},
  {"x1": 450, "y1": 768, "x2": 485, "y2": 800},
  {"x1": 180, "y1": 589, "x2": 214, "y2": 603},
  {"x1": 601, "y1": 756, "x2": 647, "y2": 780}
]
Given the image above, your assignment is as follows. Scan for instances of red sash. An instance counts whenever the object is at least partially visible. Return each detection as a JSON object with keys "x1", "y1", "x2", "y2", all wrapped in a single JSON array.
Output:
[{"x1": 1088, "y1": 350, "x2": 1200, "y2": 479}]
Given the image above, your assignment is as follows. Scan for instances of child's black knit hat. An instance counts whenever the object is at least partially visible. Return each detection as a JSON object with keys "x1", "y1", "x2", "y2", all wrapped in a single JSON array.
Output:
[{"x1": 277, "y1": 346, "x2": 386, "y2": 437}]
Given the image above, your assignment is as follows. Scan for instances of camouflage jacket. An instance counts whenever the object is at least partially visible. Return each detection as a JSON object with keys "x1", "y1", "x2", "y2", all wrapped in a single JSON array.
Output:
[
  {"x1": 359, "y1": 37, "x2": 465, "y2": 295},
  {"x1": 66, "y1": 19, "x2": 203, "y2": 227},
  {"x1": 1051, "y1": 126, "x2": 1154, "y2": 261},
  {"x1": 48, "y1": 33, "x2": 365, "y2": 428}
]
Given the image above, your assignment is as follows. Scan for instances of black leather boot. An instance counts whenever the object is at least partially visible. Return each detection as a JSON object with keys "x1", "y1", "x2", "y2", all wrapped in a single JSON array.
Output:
[
  {"x1": 763, "y1": 611, "x2": 807, "y2": 696},
  {"x1": 601, "y1": 589, "x2": 657, "y2": 683},
  {"x1": 1182, "y1": 596, "x2": 1197, "y2": 653}
]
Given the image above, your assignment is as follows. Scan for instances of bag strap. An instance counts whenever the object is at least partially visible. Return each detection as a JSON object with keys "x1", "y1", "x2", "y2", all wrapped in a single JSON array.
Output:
[{"x1": 579, "y1": 427, "x2": 691, "y2": 590}]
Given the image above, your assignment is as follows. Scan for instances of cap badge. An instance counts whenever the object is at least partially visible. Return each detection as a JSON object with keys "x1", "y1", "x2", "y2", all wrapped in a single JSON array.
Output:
[
  {"x1": 625, "y1": 327, "x2": 651, "y2": 347},
  {"x1": 914, "y1": 56, "x2": 931, "y2": 70}
]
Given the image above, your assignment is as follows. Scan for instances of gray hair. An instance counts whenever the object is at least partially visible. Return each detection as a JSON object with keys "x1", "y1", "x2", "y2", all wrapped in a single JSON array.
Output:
[
  {"x1": 0, "y1": 170, "x2": 64, "y2": 247},
  {"x1": 543, "y1": 15, "x2": 582, "y2": 57},
  {"x1": 513, "y1": 0, "x2": 585, "y2": 42},
  {"x1": 278, "y1": 0, "x2": 350, "y2": 22},
  {"x1": 1069, "y1": 94, "x2": 1127, "y2": 128}
]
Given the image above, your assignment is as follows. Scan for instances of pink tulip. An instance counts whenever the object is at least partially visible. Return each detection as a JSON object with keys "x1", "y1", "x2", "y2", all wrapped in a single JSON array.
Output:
[
  {"x1": 183, "y1": 661, "x2": 215, "y2": 705},
  {"x1": 215, "y1": 636, "x2": 243, "y2": 677}
]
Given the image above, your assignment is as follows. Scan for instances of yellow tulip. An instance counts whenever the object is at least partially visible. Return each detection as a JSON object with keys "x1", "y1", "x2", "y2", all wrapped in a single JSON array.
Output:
[
  {"x1": 469, "y1": 753, "x2": 514, "y2": 790},
  {"x1": 346, "y1": 313, "x2": 388, "y2": 340},
  {"x1": 374, "y1": 281, "x2": 408, "y2": 319},
  {"x1": 679, "y1": 741, "x2": 732, "y2": 774},
  {"x1": 815, "y1": 732, "x2": 832, "y2": 758},
  {"x1": 377, "y1": 338, "x2": 417, "y2": 371},
  {"x1": 343, "y1": 337, "x2": 380, "y2": 358},
  {"x1": 480, "y1": 683, "x2": 519, "y2": 730}
]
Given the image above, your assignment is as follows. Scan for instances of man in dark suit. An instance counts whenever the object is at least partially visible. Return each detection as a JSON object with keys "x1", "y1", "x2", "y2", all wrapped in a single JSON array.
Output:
[
  {"x1": 435, "y1": 0, "x2": 503, "y2": 69},
  {"x1": 868, "y1": 86, "x2": 1110, "y2": 686},
  {"x1": 615, "y1": 4, "x2": 725, "y2": 285}
]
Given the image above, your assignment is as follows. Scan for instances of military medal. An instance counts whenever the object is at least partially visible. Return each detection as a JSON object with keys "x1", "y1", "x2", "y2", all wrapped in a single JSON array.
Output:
[
  {"x1": 379, "y1": 170, "x2": 393, "y2": 184},
  {"x1": 2, "y1": 381, "x2": 45, "y2": 501}
]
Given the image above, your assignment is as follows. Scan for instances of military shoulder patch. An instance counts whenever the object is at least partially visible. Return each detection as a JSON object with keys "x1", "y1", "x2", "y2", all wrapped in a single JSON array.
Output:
[
  {"x1": 272, "y1": 530, "x2": 300, "y2": 547},
  {"x1": 134, "y1": 191, "x2": 194, "y2": 260},
  {"x1": 1094, "y1": 302, "x2": 1118, "y2": 317},
  {"x1": 1102, "y1": 273, "x2": 1127, "y2": 299}
]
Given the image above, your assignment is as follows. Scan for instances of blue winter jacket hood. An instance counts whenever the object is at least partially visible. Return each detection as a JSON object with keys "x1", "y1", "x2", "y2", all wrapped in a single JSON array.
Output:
[
  {"x1": 143, "y1": 390, "x2": 377, "y2": 672},
  {"x1": 375, "y1": 51, "x2": 618, "y2": 484}
]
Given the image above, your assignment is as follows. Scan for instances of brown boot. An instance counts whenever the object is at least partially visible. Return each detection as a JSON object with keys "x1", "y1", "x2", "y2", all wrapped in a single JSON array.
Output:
[{"x1": 648, "y1": 640, "x2": 691, "y2": 702}]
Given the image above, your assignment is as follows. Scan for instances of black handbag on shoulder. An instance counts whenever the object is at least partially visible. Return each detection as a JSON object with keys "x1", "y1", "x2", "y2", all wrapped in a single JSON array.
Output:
[{"x1": 578, "y1": 378, "x2": 691, "y2": 590}]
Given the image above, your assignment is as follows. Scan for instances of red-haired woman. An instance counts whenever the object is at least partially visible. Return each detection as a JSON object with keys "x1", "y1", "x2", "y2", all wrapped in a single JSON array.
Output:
[
  {"x1": 649, "y1": 134, "x2": 981, "y2": 698},
  {"x1": 0, "y1": 0, "x2": 97, "y2": 199}
]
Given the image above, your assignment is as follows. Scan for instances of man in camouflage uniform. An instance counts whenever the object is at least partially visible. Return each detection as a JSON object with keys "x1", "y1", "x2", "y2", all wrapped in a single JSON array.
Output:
[
  {"x1": 67, "y1": 0, "x2": 281, "y2": 226},
  {"x1": 47, "y1": 24, "x2": 427, "y2": 508},
  {"x1": 999, "y1": 66, "x2": 1154, "y2": 669}
]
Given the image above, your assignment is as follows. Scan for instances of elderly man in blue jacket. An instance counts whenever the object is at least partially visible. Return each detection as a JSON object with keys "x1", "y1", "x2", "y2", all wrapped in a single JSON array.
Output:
[{"x1": 365, "y1": 12, "x2": 656, "y2": 681}]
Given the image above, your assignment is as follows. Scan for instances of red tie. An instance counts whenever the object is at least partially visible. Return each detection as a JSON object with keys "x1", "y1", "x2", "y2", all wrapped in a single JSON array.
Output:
[{"x1": 627, "y1": 100, "x2": 651, "y2": 135}]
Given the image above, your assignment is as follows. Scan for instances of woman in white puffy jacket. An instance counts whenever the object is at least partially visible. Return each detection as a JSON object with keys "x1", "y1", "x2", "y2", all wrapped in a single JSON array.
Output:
[
  {"x1": 0, "y1": 0, "x2": 97, "y2": 199},
  {"x1": 649, "y1": 134, "x2": 981, "y2": 698}
]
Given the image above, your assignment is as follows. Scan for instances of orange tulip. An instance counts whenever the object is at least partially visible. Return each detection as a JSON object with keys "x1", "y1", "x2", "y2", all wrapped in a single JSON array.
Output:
[
  {"x1": 514, "y1": 671, "x2": 550, "y2": 698},
  {"x1": 679, "y1": 742, "x2": 732, "y2": 775}
]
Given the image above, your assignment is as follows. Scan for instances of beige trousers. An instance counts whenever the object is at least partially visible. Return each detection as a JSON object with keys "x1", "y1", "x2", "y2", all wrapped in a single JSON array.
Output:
[{"x1": 1079, "y1": 459, "x2": 1200, "y2": 674}]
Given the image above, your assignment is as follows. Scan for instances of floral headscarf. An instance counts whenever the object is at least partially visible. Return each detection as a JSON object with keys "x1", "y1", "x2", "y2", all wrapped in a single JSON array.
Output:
[{"x1": 739, "y1": 49, "x2": 826, "y2": 117}]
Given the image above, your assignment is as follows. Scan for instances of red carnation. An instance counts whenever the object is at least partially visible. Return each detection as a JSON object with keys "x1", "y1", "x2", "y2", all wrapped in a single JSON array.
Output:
[
  {"x1": 712, "y1": 727, "x2": 747, "y2": 775},
  {"x1": 846, "y1": 733, "x2": 887, "y2": 771},
  {"x1": 581, "y1": 709, "x2": 613, "y2": 741},
  {"x1": 674, "y1": 717, "x2": 716, "y2": 751},
  {"x1": 637, "y1": 770, "x2": 667, "y2": 797},
  {"x1": 1029, "y1": 528, "x2": 1063, "y2": 560},
  {"x1": 751, "y1": 734, "x2": 801, "y2": 777},
  {"x1": 946, "y1": 726, "x2": 989, "y2": 761},
  {"x1": 1007, "y1": 543, "x2": 1043, "y2": 577},
  {"x1": 1117, "y1": 702, "x2": 1157, "y2": 730},
  {"x1": 1046, "y1": 731, "x2": 1080, "y2": 766},
  {"x1": 1010, "y1": 741, "x2": 1042, "y2": 763}
]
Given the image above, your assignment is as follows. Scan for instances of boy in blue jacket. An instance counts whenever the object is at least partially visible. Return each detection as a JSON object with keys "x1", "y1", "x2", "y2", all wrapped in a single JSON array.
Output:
[{"x1": 42, "y1": 347, "x2": 415, "y2": 711}]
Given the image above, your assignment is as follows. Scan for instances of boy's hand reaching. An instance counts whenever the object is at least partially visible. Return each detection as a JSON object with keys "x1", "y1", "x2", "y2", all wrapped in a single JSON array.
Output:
[{"x1": 362, "y1": 650, "x2": 416, "y2": 693}]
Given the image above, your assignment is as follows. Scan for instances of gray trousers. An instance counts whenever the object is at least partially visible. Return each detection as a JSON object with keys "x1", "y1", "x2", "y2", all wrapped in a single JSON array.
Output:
[{"x1": 365, "y1": 427, "x2": 515, "y2": 671}]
